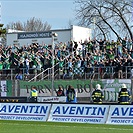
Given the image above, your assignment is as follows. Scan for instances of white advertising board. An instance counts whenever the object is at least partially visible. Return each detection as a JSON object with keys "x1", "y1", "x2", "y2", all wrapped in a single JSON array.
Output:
[
  {"x1": 48, "y1": 104, "x2": 109, "y2": 123},
  {"x1": 37, "y1": 96, "x2": 66, "y2": 102},
  {"x1": 106, "y1": 105, "x2": 133, "y2": 125},
  {"x1": 0, "y1": 103, "x2": 51, "y2": 121}
]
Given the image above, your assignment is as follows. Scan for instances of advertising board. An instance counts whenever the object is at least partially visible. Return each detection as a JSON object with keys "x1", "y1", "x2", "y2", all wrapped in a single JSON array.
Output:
[
  {"x1": 0, "y1": 103, "x2": 51, "y2": 121},
  {"x1": 106, "y1": 105, "x2": 133, "y2": 125},
  {"x1": 48, "y1": 104, "x2": 109, "y2": 124},
  {"x1": 37, "y1": 96, "x2": 66, "y2": 102}
]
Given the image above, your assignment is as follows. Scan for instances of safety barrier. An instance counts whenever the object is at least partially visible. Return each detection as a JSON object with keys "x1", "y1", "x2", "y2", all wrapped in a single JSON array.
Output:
[
  {"x1": 0, "y1": 96, "x2": 66, "y2": 103},
  {"x1": 0, "y1": 97, "x2": 27, "y2": 103},
  {"x1": 0, "y1": 103, "x2": 133, "y2": 125},
  {"x1": 0, "y1": 65, "x2": 132, "y2": 81},
  {"x1": 0, "y1": 79, "x2": 132, "y2": 103}
]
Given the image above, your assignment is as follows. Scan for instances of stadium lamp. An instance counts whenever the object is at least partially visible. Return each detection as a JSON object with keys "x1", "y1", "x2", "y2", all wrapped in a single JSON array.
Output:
[{"x1": 52, "y1": 32, "x2": 58, "y2": 37}]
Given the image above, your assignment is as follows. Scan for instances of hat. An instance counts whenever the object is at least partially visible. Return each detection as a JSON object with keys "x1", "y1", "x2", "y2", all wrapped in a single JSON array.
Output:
[
  {"x1": 121, "y1": 83, "x2": 127, "y2": 88},
  {"x1": 96, "y1": 84, "x2": 101, "y2": 90}
]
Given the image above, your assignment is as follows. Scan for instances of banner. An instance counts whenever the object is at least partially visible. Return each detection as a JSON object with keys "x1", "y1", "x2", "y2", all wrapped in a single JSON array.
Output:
[
  {"x1": 102, "y1": 79, "x2": 131, "y2": 102},
  {"x1": 1, "y1": 103, "x2": 133, "y2": 125},
  {"x1": 0, "y1": 81, "x2": 7, "y2": 96},
  {"x1": 19, "y1": 79, "x2": 131, "y2": 101},
  {"x1": 18, "y1": 31, "x2": 52, "y2": 39},
  {"x1": 106, "y1": 105, "x2": 133, "y2": 125},
  {"x1": 48, "y1": 104, "x2": 109, "y2": 123},
  {"x1": 0, "y1": 103, "x2": 51, "y2": 121},
  {"x1": 37, "y1": 96, "x2": 66, "y2": 102},
  {"x1": 19, "y1": 80, "x2": 102, "y2": 98},
  {"x1": 0, "y1": 80, "x2": 12, "y2": 97},
  {"x1": 102, "y1": 79, "x2": 131, "y2": 92}
]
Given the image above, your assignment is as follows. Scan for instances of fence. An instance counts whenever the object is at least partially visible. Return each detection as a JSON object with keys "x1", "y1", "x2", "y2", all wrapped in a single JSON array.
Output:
[{"x1": 0, "y1": 66, "x2": 132, "y2": 81}]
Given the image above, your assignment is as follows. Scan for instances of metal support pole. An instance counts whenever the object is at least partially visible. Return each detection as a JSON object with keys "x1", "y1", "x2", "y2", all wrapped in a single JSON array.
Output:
[
  {"x1": 51, "y1": 35, "x2": 54, "y2": 96},
  {"x1": 51, "y1": 32, "x2": 58, "y2": 96}
]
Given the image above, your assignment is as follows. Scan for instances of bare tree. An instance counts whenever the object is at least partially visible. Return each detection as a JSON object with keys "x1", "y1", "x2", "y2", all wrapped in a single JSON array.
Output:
[
  {"x1": 6, "y1": 17, "x2": 51, "y2": 31},
  {"x1": 103, "y1": 0, "x2": 133, "y2": 39},
  {"x1": 75, "y1": 0, "x2": 133, "y2": 40}
]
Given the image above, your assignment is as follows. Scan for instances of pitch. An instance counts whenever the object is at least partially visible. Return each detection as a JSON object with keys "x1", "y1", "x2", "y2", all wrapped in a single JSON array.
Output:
[{"x1": 0, "y1": 120, "x2": 133, "y2": 133}]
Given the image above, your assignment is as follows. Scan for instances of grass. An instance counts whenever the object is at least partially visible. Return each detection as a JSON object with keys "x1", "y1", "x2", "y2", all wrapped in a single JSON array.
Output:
[{"x1": 0, "y1": 120, "x2": 133, "y2": 133}]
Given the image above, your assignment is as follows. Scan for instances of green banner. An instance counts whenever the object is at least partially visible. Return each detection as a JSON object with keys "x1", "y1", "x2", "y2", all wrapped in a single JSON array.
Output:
[
  {"x1": 19, "y1": 79, "x2": 102, "y2": 92},
  {"x1": 7, "y1": 80, "x2": 13, "y2": 96}
]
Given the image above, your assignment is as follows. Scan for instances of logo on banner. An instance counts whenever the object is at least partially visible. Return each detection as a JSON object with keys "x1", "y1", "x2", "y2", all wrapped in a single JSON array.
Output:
[
  {"x1": 48, "y1": 104, "x2": 109, "y2": 123},
  {"x1": 0, "y1": 103, "x2": 51, "y2": 121},
  {"x1": 107, "y1": 105, "x2": 133, "y2": 125}
]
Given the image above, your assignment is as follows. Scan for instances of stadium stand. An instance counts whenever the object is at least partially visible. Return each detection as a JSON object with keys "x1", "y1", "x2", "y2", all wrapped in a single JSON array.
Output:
[{"x1": 0, "y1": 37, "x2": 133, "y2": 81}]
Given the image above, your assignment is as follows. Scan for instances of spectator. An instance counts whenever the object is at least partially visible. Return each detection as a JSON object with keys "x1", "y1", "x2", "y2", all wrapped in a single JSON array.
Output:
[
  {"x1": 56, "y1": 86, "x2": 65, "y2": 96},
  {"x1": 126, "y1": 39, "x2": 132, "y2": 52},
  {"x1": 117, "y1": 43, "x2": 123, "y2": 57},
  {"x1": 117, "y1": 61, "x2": 123, "y2": 79},
  {"x1": 96, "y1": 39, "x2": 105, "y2": 52},
  {"x1": 15, "y1": 71, "x2": 23, "y2": 80},
  {"x1": 122, "y1": 37, "x2": 127, "y2": 49},
  {"x1": 0, "y1": 61, "x2": 3, "y2": 74},
  {"x1": 24, "y1": 56, "x2": 30, "y2": 75},
  {"x1": 66, "y1": 85, "x2": 77, "y2": 103},
  {"x1": 1, "y1": 36, "x2": 133, "y2": 80}
]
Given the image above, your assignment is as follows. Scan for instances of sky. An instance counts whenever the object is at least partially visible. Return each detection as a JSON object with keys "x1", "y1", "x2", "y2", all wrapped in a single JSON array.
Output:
[{"x1": 0, "y1": 0, "x2": 77, "y2": 29}]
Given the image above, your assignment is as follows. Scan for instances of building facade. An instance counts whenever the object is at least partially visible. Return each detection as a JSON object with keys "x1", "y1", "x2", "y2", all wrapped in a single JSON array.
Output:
[{"x1": 6, "y1": 25, "x2": 91, "y2": 47}]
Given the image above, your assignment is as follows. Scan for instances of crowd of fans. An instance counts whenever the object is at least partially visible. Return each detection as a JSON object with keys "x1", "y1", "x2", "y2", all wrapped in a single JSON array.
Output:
[{"x1": 0, "y1": 36, "x2": 133, "y2": 80}]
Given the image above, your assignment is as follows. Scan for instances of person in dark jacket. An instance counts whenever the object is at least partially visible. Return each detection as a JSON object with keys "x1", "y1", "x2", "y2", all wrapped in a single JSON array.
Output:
[
  {"x1": 118, "y1": 83, "x2": 131, "y2": 104},
  {"x1": 66, "y1": 85, "x2": 77, "y2": 103},
  {"x1": 91, "y1": 84, "x2": 104, "y2": 104}
]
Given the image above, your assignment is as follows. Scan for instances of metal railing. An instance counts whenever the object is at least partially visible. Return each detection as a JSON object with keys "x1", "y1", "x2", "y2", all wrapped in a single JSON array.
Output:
[{"x1": 0, "y1": 66, "x2": 132, "y2": 81}]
